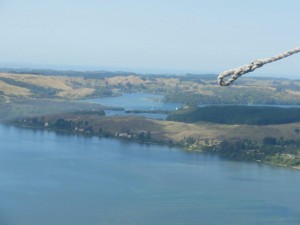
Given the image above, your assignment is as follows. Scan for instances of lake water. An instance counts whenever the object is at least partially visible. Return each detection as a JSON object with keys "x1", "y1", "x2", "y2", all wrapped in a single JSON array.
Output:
[
  {"x1": 1, "y1": 124, "x2": 300, "y2": 225},
  {"x1": 85, "y1": 93, "x2": 300, "y2": 120},
  {"x1": 85, "y1": 93, "x2": 182, "y2": 119}
]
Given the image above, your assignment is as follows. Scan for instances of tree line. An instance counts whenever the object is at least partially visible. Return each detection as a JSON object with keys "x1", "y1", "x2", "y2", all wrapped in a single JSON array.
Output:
[{"x1": 167, "y1": 105, "x2": 300, "y2": 125}]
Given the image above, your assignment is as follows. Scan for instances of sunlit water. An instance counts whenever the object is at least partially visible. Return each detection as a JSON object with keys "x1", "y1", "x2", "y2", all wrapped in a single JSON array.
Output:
[
  {"x1": 85, "y1": 93, "x2": 182, "y2": 119},
  {"x1": 1, "y1": 124, "x2": 300, "y2": 225}
]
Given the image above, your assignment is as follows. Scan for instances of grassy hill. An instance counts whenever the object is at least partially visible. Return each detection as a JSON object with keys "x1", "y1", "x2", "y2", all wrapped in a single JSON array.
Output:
[
  {"x1": 13, "y1": 113, "x2": 300, "y2": 144},
  {"x1": 1, "y1": 71, "x2": 300, "y2": 106},
  {"x1": 0, "y1": 73, "x2": 99, "y2": 99},
  {"x1": 2, "y1": 69, "x2": 300, "y2": 168}
]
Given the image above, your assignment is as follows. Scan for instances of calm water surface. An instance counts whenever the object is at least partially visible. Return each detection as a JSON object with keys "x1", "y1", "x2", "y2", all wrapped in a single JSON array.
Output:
[
  {"x1": 1, "y1": 124, "x2": 300, "y2": 225},
  {"x1": 85, "y1": 93, "x2": 182, "y2": 119}
]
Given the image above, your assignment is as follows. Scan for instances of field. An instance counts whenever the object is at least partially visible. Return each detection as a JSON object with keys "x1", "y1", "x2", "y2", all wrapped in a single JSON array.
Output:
[
  {"x1": 1, "y1": 71, "x2": 300, "y2": 106},
  {"x1": 2, "y1": 70, "x2": 300, "y2": 167},
  {"x1": 1, "y1": 70, "x2": 300, "y2": 144},
  {"x1": 14, "y1": 112, "x2": 300, "y2": 145}
]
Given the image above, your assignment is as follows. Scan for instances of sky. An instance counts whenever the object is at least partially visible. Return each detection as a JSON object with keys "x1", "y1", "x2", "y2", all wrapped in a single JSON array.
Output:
[{"x1": 0, "y1": 0, "x2": 299, "y2": 77}]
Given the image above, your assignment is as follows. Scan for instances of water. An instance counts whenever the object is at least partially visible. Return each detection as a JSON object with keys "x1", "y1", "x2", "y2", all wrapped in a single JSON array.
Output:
[
  {"x1": 85, "y1": 93, "x2": 300, "y2": 120},
  {"x1": 1, "y1": 124, "x2": 300, "y2": 225},
  {"x1": 85, "y1": 93, "x2": 182, "y2": 119}
]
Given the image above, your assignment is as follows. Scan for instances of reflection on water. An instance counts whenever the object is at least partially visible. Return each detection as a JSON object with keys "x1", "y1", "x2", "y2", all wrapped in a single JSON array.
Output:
[{"x1": 1, "y1": 124, "x2": 300, "y2": 225}]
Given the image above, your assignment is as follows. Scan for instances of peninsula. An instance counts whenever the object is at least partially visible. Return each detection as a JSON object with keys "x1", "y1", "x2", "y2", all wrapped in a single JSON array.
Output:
[{"x1": 1, "y1": 69, "x2": 300, "y2": 168}]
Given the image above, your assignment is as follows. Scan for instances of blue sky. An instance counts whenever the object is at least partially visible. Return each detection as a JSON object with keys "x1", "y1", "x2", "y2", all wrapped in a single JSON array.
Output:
[{"x1": 0, "y1": 0, "x2": 299, "y2": 77}]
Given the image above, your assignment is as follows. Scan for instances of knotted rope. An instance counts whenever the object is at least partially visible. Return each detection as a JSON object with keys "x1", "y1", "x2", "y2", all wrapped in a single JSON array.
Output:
[{"x1": 217, "y1": 47, "x2": 300, "y2": 86}]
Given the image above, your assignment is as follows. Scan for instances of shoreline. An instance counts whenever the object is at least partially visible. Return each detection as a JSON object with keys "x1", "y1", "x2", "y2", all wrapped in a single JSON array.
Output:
[{"x1": 8, "y1": 122, "x2": 300, "y2": 171}]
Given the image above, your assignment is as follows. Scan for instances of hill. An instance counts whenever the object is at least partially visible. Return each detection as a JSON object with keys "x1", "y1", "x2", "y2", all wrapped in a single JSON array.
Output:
[
  {"x1": 1, "y1": 71, "x2": 300, "y2": 106},
  {"x1": 12, "y1": 114, "x2": 300, "y2": 168},
  {"x1": 167, "y1": 105, "x2": 300, "y2": 125}
]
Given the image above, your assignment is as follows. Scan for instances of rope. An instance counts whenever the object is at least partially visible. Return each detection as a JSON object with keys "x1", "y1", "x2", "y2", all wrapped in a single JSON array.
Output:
[{"x1": 217, "y1": 47, "x2": 300, "y2": 86}]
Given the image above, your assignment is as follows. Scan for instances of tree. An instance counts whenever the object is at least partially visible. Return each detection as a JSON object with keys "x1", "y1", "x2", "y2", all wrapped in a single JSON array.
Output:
[
  {"x1": 146, "y1": 131, "x2": 151, "y2": 140},
  {"x1": 263, "y1": 137, "x2": 277, "y2": 145}
]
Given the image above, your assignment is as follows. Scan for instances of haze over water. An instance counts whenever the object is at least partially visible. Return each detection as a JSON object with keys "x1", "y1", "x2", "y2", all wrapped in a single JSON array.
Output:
[{"x1": 1, "y1": 124, "x2": 300, "y2": 225}]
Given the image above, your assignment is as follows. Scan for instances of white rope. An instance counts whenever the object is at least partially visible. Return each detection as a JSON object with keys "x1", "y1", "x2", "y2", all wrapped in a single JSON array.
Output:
[{"x1": 217, "y1": 47, "x2": 300, "y2": 86}]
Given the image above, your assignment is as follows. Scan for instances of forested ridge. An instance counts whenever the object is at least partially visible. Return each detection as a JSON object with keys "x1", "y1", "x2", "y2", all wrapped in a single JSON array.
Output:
[{"x1": 167, "y1": 105, "x2": 300, "y2": 125}]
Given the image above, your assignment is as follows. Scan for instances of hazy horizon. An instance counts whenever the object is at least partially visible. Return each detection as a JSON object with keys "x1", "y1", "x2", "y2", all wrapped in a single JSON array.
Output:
[
  {"x1": 0, "y1": 62, "x2": 299, "y2": 80},
  {"x1": 0, "y1": 0, "x2": 300, "y2": 78}
]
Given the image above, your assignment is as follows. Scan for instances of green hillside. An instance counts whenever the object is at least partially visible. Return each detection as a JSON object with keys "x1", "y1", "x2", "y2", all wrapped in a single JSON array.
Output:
[{"x1": 167, "y1": 105, "x2": 300, "y2": 125}]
